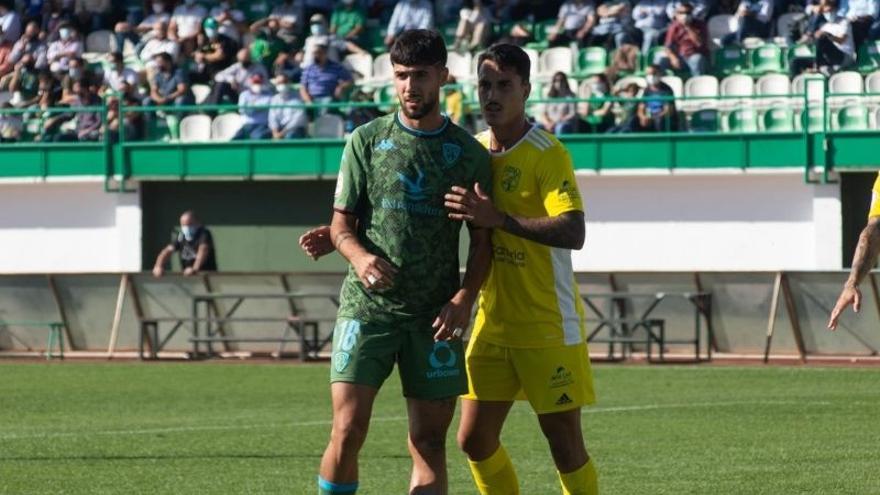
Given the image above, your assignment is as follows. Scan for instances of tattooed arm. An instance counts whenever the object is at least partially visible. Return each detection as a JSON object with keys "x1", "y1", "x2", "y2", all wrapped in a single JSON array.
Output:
[{"x1": 828, "y1": 217, "x2": 880, "y2": 330}]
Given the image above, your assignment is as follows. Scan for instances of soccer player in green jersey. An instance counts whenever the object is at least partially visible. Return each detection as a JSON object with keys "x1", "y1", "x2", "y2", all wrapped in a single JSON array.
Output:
[{"x1": 316, "y1": 29, "x2": 493, "y2": 495}]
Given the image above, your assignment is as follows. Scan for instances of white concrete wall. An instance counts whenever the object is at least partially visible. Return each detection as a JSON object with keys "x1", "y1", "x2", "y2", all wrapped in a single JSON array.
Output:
[
  {"x1": 0, "y1": 182, "x2": 141, "y2": 273},
  {"x1": 575, "y1": 172, "x2": 842, "y2": 271}
]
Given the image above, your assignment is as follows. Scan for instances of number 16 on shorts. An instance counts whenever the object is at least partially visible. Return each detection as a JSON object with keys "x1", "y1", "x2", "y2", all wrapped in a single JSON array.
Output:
[{"x1": 333, "y1": 319, "x2": 361, "y2": 373}]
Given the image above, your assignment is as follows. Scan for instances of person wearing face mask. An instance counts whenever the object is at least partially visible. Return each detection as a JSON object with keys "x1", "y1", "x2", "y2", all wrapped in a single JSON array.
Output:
[
  {"x1": 385, "y1": 0, "x2": 434, "y2": 47},
  {"x1": 812, "y1": 0, "x2": 855, "y2": 74},
  {"x1": 169, "y1": 0, "x2": 207, "y2": 53},
  {"x1": 208, "y1": 47, "x2": 269, "y2": 106},
  {"x1": 192, "y1": 17, "x2": 235, "y2": 84},
  {"x1": 139, "y1": 20, "x2": 181, "y2": 71},
  {"x1": 232, "y1": 73, "x2": 274, "y2": 140},
  {"x1": 581, "y1": 73, "x2": 615, "y2": 132},
  {"x1": 301, "y1": 13, "x2": 347, "y2": 66},
  {"x1": 101, "y1": 51, "x2": 138, "y2": 98},
  {"x1": 269, "y1": 73, "x2": 309, "y2": 139},
  {"x1": 47, "y1": 22, "x2": 82, "y2": 74},
  {"x1": 153, "y1": 211, "x2": 218, "y2": 278},
  {"x1": 663, "y1": 2, "x2": 709, "y2": 76},
  {"x1": 59, "y1": 56, "x2": 92, "y2": 102},
  {"x1": 209, "y1": 0, "x2": 246, "y2": 44},
  {"x1": 636, "y1": 64, "x2": 678, "y2": 132},
  {"x1": 0, "y1": 1, "x2": 22, "y2": 44}
]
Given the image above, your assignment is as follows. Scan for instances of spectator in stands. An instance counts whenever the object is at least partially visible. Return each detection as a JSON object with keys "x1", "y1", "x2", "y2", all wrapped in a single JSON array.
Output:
[
  {"x1": 0, "y1": 27, "x2": 13, "y2": 78},
  {"x1": 841, "y1": 0, "x2": 880, "y2": 46},
  {"x1": 50, "y1": 79, "x2": 102, "y2": 142},
  {"x1": 453, "y1": 0, "x2": 492, "y2": 51},
  {"x1": 254, "y1": 0, "x2": 304, "y2": 46},
  {"x1": 666, "y1": 0, "x2": 713, "y2": 21},
  {"x1": 140, "y1": 20, "x2": 180, "y2": 69},
  {"x1": 43, "y1": 3, "x2": 72, "y2": 38},
  {"x1": 634, "y1": 0, "x2": 671, "y2": 55},
  {"x1": 274, "y1": 45, "x2": 303, "y2": 82},
  {"x1": 47, "y1": 22, "x2": 82, "y2": 74},
  {"x1": 102, "y1": 52, "x2": 138, "y2": 97},
  {"x1": 143, "y1": 51, "x2": 194, "y2": 110},
  {"x1": 191, "y1": 17, "x2": 236, "y2": 84},
  {"x1": 233, "y1": 73, "x2": 274, "y2": 140},
  {"x1": 636, "y1": 64, "x2": 677, "y2": 131},
  {"x1": 207, "y1": 47, "x2": 268, "y2": 106},
  {"x1": 540, "y1": 71, "x2": 581, "y2": 135},
  {"x1": 814, "y1": 0, "x2": 855, "y2": 73},
  {"x1": 209, "y1": 0, "x2": 247, "y2": 44},
  {"x1": 60, "y1": 56, "x2": 91, "y2": 101},
  {"x1": 8, "y1": 21, "x2": 48, "y2": 71},
  {"x1": 250, "y1": 18, "x2": 290, "y2": 69},
  {"x1": 385, "y1": 0, "x2": 434, "y2": 47},
  {"x1": 114, "y1": 0, "x2": 172, "y2": 56},
  {"x1": 152, "y1": 210, "x2": 218, "y2": 278},
  {"x1": 0, "y1": 101, "x2": 21, "y2": 142},
  {"x1": 301, "y1": 13, "x2": 366, "y2": 66},
  {"x1": 663, "y1": 2, "x2": 709, "y2": 75},
  {"x1": 605, "y1": 35, "x2": 640, "y2": 81},
  {"x1": 105, "y1": 93, "x2": 145, "y2": 142},
  {"x1": 608, "y1": 82, "x2": 642, "y2": 132},
  {"x1": 582, "y1": 73, "x2": 615, "y2": 132},
  {"x1": 74, "y1": 0, "x2": 112, "y2": 33},
  {"x1": 169, "y1": 0, "x2": 207, "y2": 52},
  {"x1": 723, "y1": 0, "x2": 775, "y2": 46},
  {"x1": 269, "y1": 73, "x2": 308, "y2": 139},
  {"x1": 2, "y1": 54, "x2": 40, "y2": 103},
  {"x1": 35, "y1": 69, "x2": 60, "y2": 110},
  {"x1": 299, "y1": 42, "x2": 352, "y2": 110},
  {"x1": 549, "y1": 0, "x2": 597, "y2": 47},
  {"x1": 591, "y1": 0, "x2": 635, "y2": 49},
  {"x1": 330, "y1": 0, "x2": 367, "y2": 53},
  {"x1": 0, "y1": 0, "x2": 22, "y2": 44}
]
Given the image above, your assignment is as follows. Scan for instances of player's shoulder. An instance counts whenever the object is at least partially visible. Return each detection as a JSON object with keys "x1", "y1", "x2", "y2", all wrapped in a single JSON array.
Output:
[
  {"x1": 349, "y1": 114, "x2": 395, "y2": 144},
  {"x1": 446, "y1": 121, "x2": 486, "y2": 151},
  {"x1": 525, "y1": 127, "x2": 564, "y2": 153}
]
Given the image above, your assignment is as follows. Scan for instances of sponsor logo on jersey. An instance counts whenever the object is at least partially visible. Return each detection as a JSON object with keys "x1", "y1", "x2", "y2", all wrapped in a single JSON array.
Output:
[
  {"x1": 427, "y1": 341, "x2": 461, "y2": 379},
  {"x1": 550, "y1": 366, "x2": 574, "y2": 388},
  {"x1": 375, "y1": 138, "x2": 396, "y2": 151},
  {"x1": 382, "y1": 165, "x2": 444, "y2": 216},
  {"x1": 555, "y1": 393, "x2": 573, "y2": 406},
  {"x1": 559, "y1": 179, "x2": 580, "y2": 202},
  {"x1": 442, "y1": 142, "x2": 462, "y2": 167},
  {"x1": 501, "y1": 166, "x2": 522, "y2": 192},
  {"x1": 397, "y1": 166, "x2": 429, "y2": 201},
  {"x1": 493, "y1": 245, "x2": 526, "y2": 267}
]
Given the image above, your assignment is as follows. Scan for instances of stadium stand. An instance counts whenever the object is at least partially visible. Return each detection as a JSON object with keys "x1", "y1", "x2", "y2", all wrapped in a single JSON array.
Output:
[{"x1": 1, "y1": 0, "x2": 880, "y2": 143}]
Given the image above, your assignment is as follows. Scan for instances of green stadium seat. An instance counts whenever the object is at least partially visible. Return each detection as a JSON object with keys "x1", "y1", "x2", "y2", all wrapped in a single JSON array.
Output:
[
  {"x1": 726, "y1": 108, "x2": 759, "y2": 132},
  {"x1": 575, "y1": 47, "x2": 608, "y2": 77},
  {"x1": 689, "y1": 109, "x2": 719, "y2": 132},
  {"x1": 857, "y1": 41, "x2": 880, "y2": 74},
  {"x1": 713, "y1": 47, "x2": 746, "y2": 77},
  {"x1": 798, "y1": 108, "x2": 826, "y2": 132},
  {"x1": 749, "y1": 45, "x2": 784, "y2": 75},
  {"x1": 525, "y1": 19, "x2": 556, "y2": 51},
  {"x1": 645, "y1": 46, "x2": 669, "y2": 68},
  {"x1": 762, "y1": 108, "x2": 795, "y2": 132},
  {"x1": 787, "y1": 43, "x2": 815, "y2": 70},
  {"x1": 836, "y1": 105, "x2": 870, "y2": 131}
]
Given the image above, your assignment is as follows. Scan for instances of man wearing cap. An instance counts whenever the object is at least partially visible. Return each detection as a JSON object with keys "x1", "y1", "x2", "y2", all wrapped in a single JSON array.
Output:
[
  {"x1": 299, "y1": 42, "x2": 353, "y2": 111},
  {"x1": 233, "y1": 73, "x2": 274, "y2": 140}
]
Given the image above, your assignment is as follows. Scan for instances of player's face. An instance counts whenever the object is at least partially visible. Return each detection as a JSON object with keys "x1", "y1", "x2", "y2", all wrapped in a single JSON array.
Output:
[
  {"x1": 478, "y1": 59, "x2": 530, "y2": 128},
  {"x1": 392, "y1": 63, "x2": 447, "y2": 120}
]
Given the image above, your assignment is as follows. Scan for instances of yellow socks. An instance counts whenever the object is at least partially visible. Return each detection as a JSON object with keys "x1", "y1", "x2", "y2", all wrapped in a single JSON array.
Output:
[
  {"x1": 468, "y1": 445, "x2": 520, "y2": 495},
  {"x1": 558, "y1": 457, "x2": 598, "y2": 495}
]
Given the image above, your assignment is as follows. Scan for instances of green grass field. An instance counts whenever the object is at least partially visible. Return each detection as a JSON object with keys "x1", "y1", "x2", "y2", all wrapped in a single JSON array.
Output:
[{"x1": 1, "y1": 362, "x2": 878, "y2": 494}]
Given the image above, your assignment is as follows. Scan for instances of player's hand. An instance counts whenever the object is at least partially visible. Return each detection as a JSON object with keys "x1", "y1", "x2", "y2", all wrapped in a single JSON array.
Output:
[
  {"x1": 432, "y1": 290, "x2": 475, "y2": 341},
  {"x1": 445, "y1": 183, "x2": 505, "y2": 228},
  {"x1": 351, "y1": 253, "x2": 397, "y2": 291},
  {"x1": 152, "y1": 266, "x2": 164, "y2": 278},
  {"x1": 299, "y1": 225, "x2": 334, "y2": 260},
  {"x1": 827, "y1": 285, "x2": 861, "y2": 330}
]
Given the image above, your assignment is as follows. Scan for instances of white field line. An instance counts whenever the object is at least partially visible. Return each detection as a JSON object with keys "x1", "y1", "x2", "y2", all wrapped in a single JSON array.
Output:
[{"x1": 0, "y1": 400, "x2": 828, "y2": 442}]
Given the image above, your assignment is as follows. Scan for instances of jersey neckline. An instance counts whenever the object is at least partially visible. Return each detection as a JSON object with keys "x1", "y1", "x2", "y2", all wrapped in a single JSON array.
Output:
[
  {"x1": 394, "y1": 112, "x2": 450, "y2": 137},
  {"x1": 485, "y1": 123, "x2": 540, "y2": 157}
]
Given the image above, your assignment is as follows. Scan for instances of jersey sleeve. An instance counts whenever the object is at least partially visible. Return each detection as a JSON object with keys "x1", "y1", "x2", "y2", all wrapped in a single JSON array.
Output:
[
  {"x1": 333, "y1": 128, "x2": 368, "y2": 214},
  {"x1": 538, "y1": 143, "x2": 583, "y2": 216},
  {"x1": 869, "y1": 172, "x2": 880, "y2": 219}
]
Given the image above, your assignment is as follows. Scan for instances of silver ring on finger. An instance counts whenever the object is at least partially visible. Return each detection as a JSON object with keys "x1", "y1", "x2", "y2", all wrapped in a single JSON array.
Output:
[
  {"x1": 367, "y1": 274, "x2": 378, "y2": 285},
  {"x1": 452, "y1": 327, "x2": 464, "y2": 338}
]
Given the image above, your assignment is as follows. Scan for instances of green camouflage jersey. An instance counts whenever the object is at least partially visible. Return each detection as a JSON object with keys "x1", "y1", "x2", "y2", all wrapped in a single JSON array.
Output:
[{"x1": 333, "y1": 113, "x2": 492, "y2": 324}]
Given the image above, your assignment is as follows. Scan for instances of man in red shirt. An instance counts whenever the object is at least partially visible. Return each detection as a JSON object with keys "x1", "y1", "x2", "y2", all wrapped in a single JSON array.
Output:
[{"x1": 663, "y1": 2, "x2": 709, "y2": 76}]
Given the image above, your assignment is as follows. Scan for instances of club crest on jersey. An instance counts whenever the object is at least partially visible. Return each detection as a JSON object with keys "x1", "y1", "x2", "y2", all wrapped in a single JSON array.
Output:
[
  {"x1": 376, "y1": 138, "x2": 396, "y2": 151},
  {"x1": 501, "y1": 166, "x2": 522, "y2": 192},
  {"x1": 442, "y1": 142, "x2": 462, "y2": 167}
]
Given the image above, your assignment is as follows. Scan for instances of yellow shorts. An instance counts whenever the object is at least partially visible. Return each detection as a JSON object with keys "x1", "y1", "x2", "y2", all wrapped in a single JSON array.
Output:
[{"x1": 462, "y1": 337, "x2": 596, "y2": 414}]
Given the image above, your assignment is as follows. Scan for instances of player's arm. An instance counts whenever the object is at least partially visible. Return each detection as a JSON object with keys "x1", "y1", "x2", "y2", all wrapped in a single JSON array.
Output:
[
  {"x1": 432, "y1": 224, "x2": 493, "y2": 341},
  {"x1": 330, "y1": 211, "x2": 397, "y2": 290},
  {"x1": 828, "y1": 217, "x2": 880, "y2": 330}
]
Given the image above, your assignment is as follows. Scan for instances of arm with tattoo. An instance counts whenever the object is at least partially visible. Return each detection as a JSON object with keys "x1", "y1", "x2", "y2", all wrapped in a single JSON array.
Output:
[
  {"x1": 828, "y1": 217, "x2": 880, "y2": 330},
  {"x1": 501, "y1": 210, "x2": 586, "y2": 250}
]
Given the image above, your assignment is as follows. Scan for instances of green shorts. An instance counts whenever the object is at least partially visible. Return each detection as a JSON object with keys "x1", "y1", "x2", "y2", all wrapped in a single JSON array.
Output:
[{"x1": 330, "y1": 317, "x2": 467, "y2": 400}]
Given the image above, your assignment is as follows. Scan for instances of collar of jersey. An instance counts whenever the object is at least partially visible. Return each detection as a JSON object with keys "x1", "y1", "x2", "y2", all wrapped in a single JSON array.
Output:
[
  {"x1": 488, "y1": 124, "x2": 539, "y2": 156},
  {"x1": 394, "y1": 112, "x2": 449, "y2": 137}
]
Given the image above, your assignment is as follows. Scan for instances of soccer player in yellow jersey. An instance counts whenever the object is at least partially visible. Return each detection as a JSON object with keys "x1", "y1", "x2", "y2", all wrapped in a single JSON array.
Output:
[
  {"x1": 443, "y1": 43, "x2": 598, "y2": 495},
  {"x1": 828, "y1": 172, "x2": 880, "y2": 330}
]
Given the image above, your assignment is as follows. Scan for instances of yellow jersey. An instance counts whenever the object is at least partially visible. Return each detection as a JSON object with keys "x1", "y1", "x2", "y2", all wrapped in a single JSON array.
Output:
[
  {"x1": 870, "y1": 172, "x2": 880, "y2": 218},
  {"x1": 472, "y1": 125, "x2": 588, "y2": 348}
]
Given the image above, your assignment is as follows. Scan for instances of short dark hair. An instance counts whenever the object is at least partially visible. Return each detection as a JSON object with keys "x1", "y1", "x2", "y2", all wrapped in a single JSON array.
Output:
[
  {"x1": 389, "y1": 29, "x2": 446, "y2": 67},
  {"x1": 154, "y1": 52, "x2": 173, "y2": 64},
  {"x1": 478, "y1": 43, "x2": 530, "y2": 83}
]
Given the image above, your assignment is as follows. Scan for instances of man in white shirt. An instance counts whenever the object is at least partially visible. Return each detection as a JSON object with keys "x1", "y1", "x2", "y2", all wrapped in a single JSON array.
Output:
[
  {"x1": 233, "y1": 73, "x2": 274, "y2": 140},
  {"x1": 634, "y1": 0, "x2": 671, "y2": 55},
  {"x1": 816, "y1": 0, "x2": 855, "y2": 73},
  {"x1": 47, "y1": 22, "x2": 83, "y2": 74},
  {"x1": 102, "y1": 52, "x2": 139, "y2": 97},
  {"x1": 0, "y1": 2, "x2": 21, "y2": 44},
  {"x1": 139, "y1": 21, "x2": 180, "y2": 70},
  {"x1": 548, "y1": 0, "x2": 597, "y2": 47},
  {"x1": 269, "y1": 73, "x2": 309, "y2": 139},
  {"x1": 169, "y1": 0, "x2": 207, "y2": 49}
]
